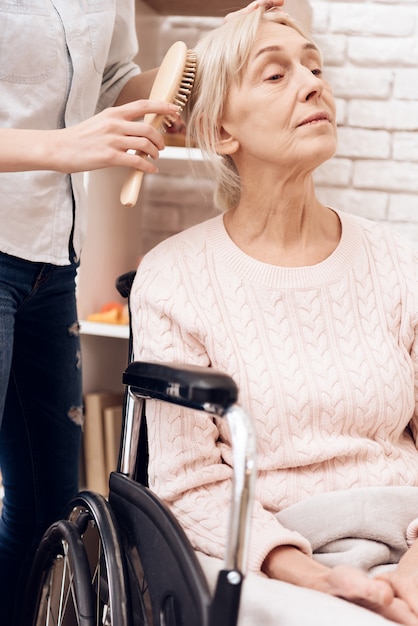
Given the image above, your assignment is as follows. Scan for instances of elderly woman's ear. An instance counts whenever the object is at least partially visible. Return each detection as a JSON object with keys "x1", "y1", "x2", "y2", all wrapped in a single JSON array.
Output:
[{"x1": 215, "y1": 125, "x2": 240, "y2": 156}]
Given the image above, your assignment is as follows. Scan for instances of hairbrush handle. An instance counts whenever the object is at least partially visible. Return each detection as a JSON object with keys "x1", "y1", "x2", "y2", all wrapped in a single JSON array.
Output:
[
  {"x1": 120, "y1": 41, "x2": 196, "y2": 208},
  {"x1": 119, "y1": 165, "x2": 145, "y2": 208},
  {"x1": 120, "y1": 111, "x2": 160, "y2": 208}
]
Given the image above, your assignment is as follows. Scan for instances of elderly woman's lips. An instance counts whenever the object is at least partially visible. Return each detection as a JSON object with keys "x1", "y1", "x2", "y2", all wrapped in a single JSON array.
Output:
[{"x1": 298, "y1": 114, "x2": 330, "y2": 127}]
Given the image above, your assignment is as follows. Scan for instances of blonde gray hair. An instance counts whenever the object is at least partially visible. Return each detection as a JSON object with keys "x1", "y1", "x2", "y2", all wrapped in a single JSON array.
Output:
[{"x1": 186, "y1": 8, "x2": 319, "y2": 211}]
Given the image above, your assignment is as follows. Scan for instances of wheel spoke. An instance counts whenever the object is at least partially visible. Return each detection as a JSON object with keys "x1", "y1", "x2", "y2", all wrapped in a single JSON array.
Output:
[
  {"x1": 25, "y1": 520, "x2": 94, "y2": 626},
  {"x1": 57, "y1": 543, "x2": 68, "y2": 624},
  {"x1": 44, "y1": 571, "x2": 55, "y2": 626}
]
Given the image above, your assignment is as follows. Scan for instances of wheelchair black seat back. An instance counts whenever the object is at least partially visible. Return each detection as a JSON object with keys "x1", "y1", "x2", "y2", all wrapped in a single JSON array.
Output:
[{"x1": 21, "y1": 270, "x2": 257, "y2": 626}]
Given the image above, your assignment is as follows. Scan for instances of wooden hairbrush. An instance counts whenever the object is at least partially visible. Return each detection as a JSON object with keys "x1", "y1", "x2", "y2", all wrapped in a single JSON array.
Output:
[{"x1": 120, "y1": 41, "x2": 196, "y2": 208}]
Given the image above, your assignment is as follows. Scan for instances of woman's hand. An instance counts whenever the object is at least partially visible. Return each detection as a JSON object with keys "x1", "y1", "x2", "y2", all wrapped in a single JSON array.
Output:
[
  {"x1": 55, "y1": 99, "x2": 180, "y2": 174},
  {"x1": 326, "y1": 565, "x2": 418, "y2": 625},
  {"x1": 375, "y1": 540, "x2": 418, "y2": 621},
  {"x1": 224, "y1": 0, "x2": 286, "y2": 22},
  {"x1": 263, "y1": 545, "x2": 418, "y2": 625},
  {"x1": 0, "y1": 99, "x2": 180, "y2": 175}
]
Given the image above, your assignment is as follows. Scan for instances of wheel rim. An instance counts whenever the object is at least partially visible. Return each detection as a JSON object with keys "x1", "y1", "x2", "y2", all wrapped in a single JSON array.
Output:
[
  {"x1": 30, "y1": 522, "x2": 94, "y2": 626},
  {"x1": 67, "y1": 493, "x2": 130, "y2": 626}
]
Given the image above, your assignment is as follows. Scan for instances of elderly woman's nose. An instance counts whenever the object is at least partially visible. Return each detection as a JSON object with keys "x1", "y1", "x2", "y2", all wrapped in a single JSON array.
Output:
[{"x1": 295, "y1": 67, "x2": 324, "y2": 100}]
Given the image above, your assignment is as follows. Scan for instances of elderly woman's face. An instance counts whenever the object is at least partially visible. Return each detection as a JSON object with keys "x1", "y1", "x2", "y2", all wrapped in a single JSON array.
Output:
[{"x1": 219, "y1": 21, "x2": 337, "y2": 172}]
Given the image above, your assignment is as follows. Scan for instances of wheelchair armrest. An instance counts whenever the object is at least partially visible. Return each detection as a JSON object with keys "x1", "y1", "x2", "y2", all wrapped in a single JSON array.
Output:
[
  {"x1": 122, "y1": 360, "x2": 256, "y2": 579},
  {"x1": 123, "y1": 361, "x2": 238, "y2": 414}
]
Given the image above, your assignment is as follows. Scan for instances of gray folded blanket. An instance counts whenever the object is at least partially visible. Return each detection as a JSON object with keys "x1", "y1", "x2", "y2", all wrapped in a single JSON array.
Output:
[{"x1": 276, "y1": 486, "x2": 418, "y2": 574}]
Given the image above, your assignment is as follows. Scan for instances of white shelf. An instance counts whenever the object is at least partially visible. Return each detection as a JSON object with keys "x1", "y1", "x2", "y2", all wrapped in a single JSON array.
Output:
[
  {"x1": 160, "y1": 146, "x2": 202, "y2": 161},
  {"x1": 157, "y1": 145, "x2": 209, "y2": 178},
  {"x1": 80, "y1": 320, "x2": 129, "y2": 339}
]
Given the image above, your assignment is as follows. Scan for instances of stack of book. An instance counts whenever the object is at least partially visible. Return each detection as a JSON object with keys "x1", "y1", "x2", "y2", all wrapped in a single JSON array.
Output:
[{"x1": 82, "y1": 391, "x2": 124, "y2": 495}]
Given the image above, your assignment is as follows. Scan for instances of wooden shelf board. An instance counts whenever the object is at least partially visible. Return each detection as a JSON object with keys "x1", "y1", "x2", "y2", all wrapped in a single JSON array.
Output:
[{"x1": 141, "y1": 0, "x2": 248, "y2": 16}]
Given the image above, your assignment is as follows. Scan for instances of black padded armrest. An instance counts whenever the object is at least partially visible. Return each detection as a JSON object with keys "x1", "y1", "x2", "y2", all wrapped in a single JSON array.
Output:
[{"x1": 123, "y1": 361, "x2": 238, "y2": 413}]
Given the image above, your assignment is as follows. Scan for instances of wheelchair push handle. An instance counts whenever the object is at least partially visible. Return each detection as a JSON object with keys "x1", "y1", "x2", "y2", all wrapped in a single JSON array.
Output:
[{"x1": 115, "y1": 270, "x2": 136, "y2": 299}]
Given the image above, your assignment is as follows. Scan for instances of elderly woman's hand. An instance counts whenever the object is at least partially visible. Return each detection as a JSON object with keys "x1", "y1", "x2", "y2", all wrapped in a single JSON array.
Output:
[
  {"x1": 375, "y1": 540, "x2": 418, "y2": 621},
  {"x1": 224, "y1": 0, "x2": 286, "y2": 22}
]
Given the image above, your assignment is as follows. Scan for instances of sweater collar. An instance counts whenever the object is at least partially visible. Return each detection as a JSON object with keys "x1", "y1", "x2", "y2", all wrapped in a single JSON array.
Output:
[{"x1": 207, "y1": 209, "x2": 362, "y2": 289}]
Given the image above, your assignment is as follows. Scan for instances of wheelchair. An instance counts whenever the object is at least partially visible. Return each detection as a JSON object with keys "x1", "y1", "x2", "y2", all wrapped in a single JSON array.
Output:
[{"x1": 21, "y1": 270, "x2": 257, "y2": 626}]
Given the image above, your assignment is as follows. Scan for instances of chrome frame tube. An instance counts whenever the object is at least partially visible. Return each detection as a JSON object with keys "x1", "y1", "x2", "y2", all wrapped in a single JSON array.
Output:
[
  {"x1": 222, "y1": 404, "x2": 257, "y2": 574},
  {"x1": 119, "y1": 389, "x2": 144, "y2": 478},
  {"x1": 120, "y1": 389, "x2": 257, "y2": 575}
]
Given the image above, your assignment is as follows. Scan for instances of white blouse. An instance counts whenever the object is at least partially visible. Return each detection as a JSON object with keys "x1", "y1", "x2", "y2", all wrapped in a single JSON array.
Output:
[{"x1": 0, "y1": 0, "x2": 140, "y2": 264}]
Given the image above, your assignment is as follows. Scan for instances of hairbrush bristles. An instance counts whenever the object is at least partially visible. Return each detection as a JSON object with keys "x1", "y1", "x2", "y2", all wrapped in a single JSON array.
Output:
[
  {"x1": 162, "y1": 50, "x2": 196, "y2": 131},
  {"x1": 120, "y1": 42, "x2": 197, "y2": 207}
]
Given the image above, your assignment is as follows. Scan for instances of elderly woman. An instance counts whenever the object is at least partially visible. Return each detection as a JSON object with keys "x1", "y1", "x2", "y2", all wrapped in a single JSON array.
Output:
[{"x1": 131, "y1": 6, "x2": 418, "y2": 625}]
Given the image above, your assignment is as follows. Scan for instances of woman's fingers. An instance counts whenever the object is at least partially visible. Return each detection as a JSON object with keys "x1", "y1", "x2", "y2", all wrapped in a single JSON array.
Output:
[
  {"x1": 325, "y1": 566, "x2": 393, "y2": 609},
  {"x1": 116, "y1": 99, "x2": 180, "y2": 122},
  {"x1": 224, "y1": 0, "x2": 286, "y2": 22},
  {"x1": 326, "y1": 567, "x2": 418, "y2": 624},
  {"x1": 377, "y1": 568, "x2": 418, "y2": 618},
  {"x1": 59, "y1": 100, "x2": 180, "y2": 173},
  {"x1": 376, "y1": 597, "x2": 418, "y2": 626}
]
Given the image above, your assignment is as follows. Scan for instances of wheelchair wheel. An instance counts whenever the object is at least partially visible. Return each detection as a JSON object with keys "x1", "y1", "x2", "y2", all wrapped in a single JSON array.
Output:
[
  {"x1": 67, "y1": 491, "x2": 131, "y2": 626},
  {"x1": 22, "y1": 519, "x2": 95, "y2": 626}
]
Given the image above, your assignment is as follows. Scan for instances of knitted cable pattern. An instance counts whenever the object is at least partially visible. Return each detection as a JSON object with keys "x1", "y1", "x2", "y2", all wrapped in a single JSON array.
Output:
[{"x1": 131, "y1": 209, "x2": 418, "y2": 572}]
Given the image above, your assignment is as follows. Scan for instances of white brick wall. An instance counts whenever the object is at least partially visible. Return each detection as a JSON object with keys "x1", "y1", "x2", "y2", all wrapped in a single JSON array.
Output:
[
  {"x1": 310, "y1": 0, "x2": 418, "y2": 244},
  {"x1": 136, "y1": 0, "x2": 418, "y2": 250}
]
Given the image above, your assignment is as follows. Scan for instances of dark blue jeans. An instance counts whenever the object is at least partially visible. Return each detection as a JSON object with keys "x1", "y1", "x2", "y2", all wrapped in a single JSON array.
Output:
[{"x1": 0, "y1": 251, "x2": 83, "y2": 623}]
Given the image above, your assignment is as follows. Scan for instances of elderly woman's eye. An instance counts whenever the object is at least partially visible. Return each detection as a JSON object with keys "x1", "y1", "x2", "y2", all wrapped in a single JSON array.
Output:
[{"x1": 267, "y1": 73, "x2": 282, "y2": 81}]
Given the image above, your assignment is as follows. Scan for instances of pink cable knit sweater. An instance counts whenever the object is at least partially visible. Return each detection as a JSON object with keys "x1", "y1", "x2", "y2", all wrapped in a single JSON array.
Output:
[{"x1": 131, "y1": 209, "x2": 418, "y2": 573}]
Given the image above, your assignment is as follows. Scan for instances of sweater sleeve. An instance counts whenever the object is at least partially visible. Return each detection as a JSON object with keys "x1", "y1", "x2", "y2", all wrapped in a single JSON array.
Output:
[{"x1": 130, "y1": 243, "x2": 312, "y2": 573}]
